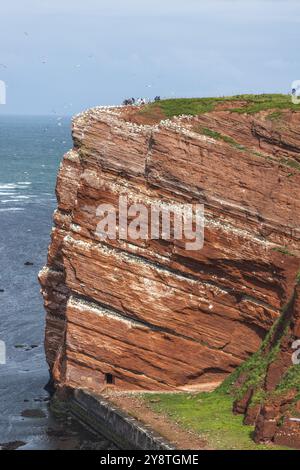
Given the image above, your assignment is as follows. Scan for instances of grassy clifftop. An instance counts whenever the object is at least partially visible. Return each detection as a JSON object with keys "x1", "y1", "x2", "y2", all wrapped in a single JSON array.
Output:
[{"x1": 138, "y1": 94, "x2": 299, "y2": 121}]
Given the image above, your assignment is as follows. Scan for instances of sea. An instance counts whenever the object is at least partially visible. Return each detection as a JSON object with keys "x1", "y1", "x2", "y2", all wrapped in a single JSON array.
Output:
[{"x1": 0, "y1": 116, "x2": 113, "y2": 450}]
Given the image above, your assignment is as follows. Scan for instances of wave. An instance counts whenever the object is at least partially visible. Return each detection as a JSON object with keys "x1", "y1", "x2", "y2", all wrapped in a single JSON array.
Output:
[
  {"x1": 0, "y1": 184, "x2": 19, "y2": 189},
  {"x1": 0, "y1": 182, "x2": 54, "y2": 210},
  {"x1": 0, "y1": 182, "x2": 32, "y2": 190},
  {"x1": 11, "y1": 195, "x2": 37, "y2": 199},
  {"x1": 0, "y1": 208, "x2": 25, "y2": 212},
  {"x1": 0, "y1": 182, "x2": 37, "y2": 205}
]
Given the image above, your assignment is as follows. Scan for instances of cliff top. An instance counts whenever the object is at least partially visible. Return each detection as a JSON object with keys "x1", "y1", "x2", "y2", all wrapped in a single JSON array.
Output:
[
  {"x1": 73, "y1": 93, "x2": 300, "y2": 178},
  {"x1": 74, "y1": 94, "x2": 300, "y2": 126},
  {"x1": 127, "y1": 94, "x2": 300, "y2": 125}
]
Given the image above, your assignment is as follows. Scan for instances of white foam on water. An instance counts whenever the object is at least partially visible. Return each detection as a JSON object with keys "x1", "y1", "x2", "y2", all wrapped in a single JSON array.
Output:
[
  {"x1": 1, "y1": 200, "x2": 21, "y2": 203},
  {"x1": 0, "y1": 184, "x2": 19, "y2": 189},
  {"x1": 0, "y1": 182, "x2": 48, "y2": 211},
  {"x1": 0, "y1": 182, "x2": 32, "y2": 190},
  {"x1": 1, "y1": 198, "x2": 35, "y2": 202},
  {"x1": 0, "y1": 207, "x2": 25, "y2": 212},
  {"x1": 12, "y1": 195, "x2": 36, "y2": 199},
  {"x1": 0, "y1": 182, "x2": 36, "y2": 206}
]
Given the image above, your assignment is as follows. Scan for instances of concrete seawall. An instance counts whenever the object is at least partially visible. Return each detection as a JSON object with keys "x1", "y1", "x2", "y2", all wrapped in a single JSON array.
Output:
[{"x1": 69, "y1": 389, "x2": 175, "y2": 450}]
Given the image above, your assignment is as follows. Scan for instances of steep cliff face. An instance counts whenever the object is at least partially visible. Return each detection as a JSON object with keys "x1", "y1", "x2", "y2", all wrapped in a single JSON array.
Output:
[{"x1": 39, "y1": 98, "x2": 300, "y2": 394}]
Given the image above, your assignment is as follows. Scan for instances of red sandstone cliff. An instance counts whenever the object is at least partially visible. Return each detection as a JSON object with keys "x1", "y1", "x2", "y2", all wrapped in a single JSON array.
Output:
[{"x1": 39, "y1": 100, "x2": 300, "y2": 396}]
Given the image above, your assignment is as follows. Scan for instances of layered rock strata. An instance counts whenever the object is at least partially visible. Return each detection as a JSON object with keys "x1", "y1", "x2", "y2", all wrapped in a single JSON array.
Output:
[{"x1": 39, "y1": 103, "x2": 300, "y2": 393}]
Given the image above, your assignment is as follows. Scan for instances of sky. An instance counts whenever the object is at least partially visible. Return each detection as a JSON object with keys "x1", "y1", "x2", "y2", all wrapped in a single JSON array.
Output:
[{"x1": 0, "y1": 0, "x2": 299, "y2": 115}]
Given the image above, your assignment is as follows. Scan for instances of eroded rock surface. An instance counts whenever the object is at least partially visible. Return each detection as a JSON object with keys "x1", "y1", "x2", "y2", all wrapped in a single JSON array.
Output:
[{"x1": 39, "y1": 104, "x2": 300, "y2": 394}]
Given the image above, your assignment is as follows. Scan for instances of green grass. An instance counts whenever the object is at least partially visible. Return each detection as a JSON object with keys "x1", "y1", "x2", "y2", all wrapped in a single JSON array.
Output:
[
  {"x1": 143, "y1": 391, "x2": 287, "y2": 450},
  {"x1": 144, "y1": 97, "x2": 222, "y2": 118},
  {"x1": 230, "y1": 94, "x2": 299, "y2": 114},
  {"x1": 196, "y1": 127, "x2": 246, "y2": 150},
  {"x1": 279, "y1": 157, "x2": 300, "y2": 172},
  {"x1": 275, "y1": 365, "x2": 300, "y2": 398},
  {"x1": 272, "y1": 246, "x2": 296, "y2": 257},
  {"x1": 267, "y1": 111, "x2": 284, "y2": 121},
  {"x1": 138, "y1": 94, "x2": 300, "y2": 121}
]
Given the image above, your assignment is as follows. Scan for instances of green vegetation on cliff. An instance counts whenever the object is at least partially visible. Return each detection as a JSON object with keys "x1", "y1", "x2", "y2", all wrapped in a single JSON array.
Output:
[
  {"x1": 219, "y1": 280, "x2": 300, "y2": 409},
  {"x1": 143, "y1": 274, "x2": 300, "y2": 450},
  {"x1": 195, "y1": 127, "x2": 246, "y2": 150},
  {"x1": 275, "y1": 366, "x2": 300, "y2": 402},
  {"x1": 219, "y1": 296, "x2": 295, "y2": 402},
  {"x1": 143, "y1": 391, "x2": 287, "y2": 450}
]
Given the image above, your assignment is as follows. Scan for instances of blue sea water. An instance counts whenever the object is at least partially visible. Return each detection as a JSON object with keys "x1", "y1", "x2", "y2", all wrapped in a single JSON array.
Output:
[{"x1": 0, "y1": 116, "x2": 112, "y2": 449}]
